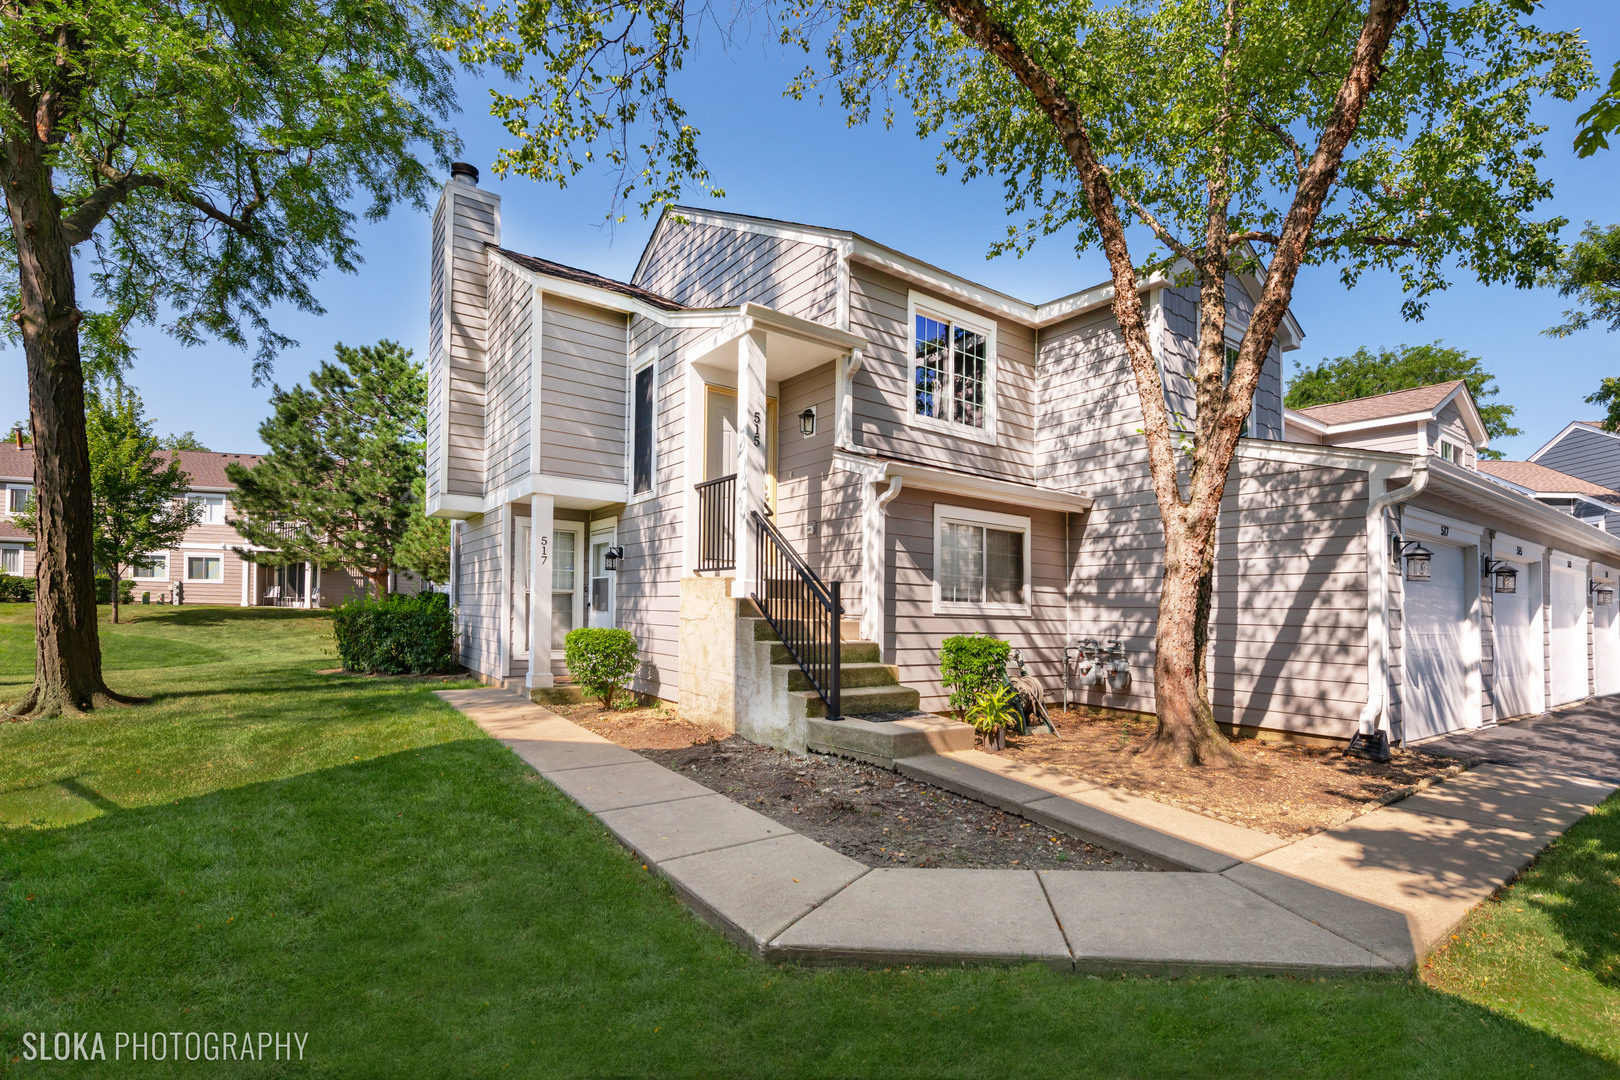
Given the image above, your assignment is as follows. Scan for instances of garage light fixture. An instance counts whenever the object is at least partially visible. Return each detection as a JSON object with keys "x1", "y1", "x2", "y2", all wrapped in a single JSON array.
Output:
[
  {"x1": 1592, "y1": 580, "x2": 1615, "y2": 605},
  {"x1": 1483, "y1": 557, "x2": 1518, "y2": 594},
  {"x1": 1395, "y1": 538, "x2": 1433, "y2": 582}
]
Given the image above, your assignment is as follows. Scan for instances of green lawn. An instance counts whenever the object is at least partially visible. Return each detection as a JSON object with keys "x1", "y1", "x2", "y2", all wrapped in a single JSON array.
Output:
[{"x1": 0, "y1": 604, "x2": 1616, "y2": 1078}]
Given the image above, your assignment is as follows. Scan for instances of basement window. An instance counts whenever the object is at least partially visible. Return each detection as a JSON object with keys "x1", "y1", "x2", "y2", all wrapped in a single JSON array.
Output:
[{"x1": 932, "y1": 504, "x2": 1031, "y2": 616}]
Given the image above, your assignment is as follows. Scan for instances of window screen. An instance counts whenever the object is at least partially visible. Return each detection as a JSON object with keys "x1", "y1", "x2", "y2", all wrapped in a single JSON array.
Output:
[
  {"x1": 187, "y1": 556, "x2": 222, "y2": 581},
  {"x1": 632, "y1": 365, "x2": 654, "y2": 494},
  {"x1": 939, "y1": 522, "x2": 1025, "y2": 606}
]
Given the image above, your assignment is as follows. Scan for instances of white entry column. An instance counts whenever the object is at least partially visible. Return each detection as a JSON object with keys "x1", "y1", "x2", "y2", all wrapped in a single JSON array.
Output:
[
  {"x1": 735, "y1": 330, "x2": 768, "y2": 598},
  {"x1": 527, "y1": 493, "x2": 555, "y2": 689}
]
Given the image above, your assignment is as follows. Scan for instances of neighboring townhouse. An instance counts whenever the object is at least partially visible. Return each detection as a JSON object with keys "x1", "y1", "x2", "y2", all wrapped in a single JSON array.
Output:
[
  {"x1": 427, "y1": 163, "x2": 1620, "y2": 753},
  {"x1": 1477, "y1": 459, "x2": 1620, "y2": 531},
  {"x1": 1530, "y1": 421, "x2": 1620, "y2": 533},
  {"x1": 0, "y1": 443, "x2": 371, "y2": 607}
]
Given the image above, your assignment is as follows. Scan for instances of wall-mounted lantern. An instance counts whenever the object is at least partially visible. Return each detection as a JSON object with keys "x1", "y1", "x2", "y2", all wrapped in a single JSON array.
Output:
[
  {"x1": 1395, "y1": 538, "x2": 1433, "y2": 582},
  {"x1": 1593, "y1": 580, "x2": 1615, "y2": 605},
  {"x1": 603, "y1": 545, "x2": 625, "y2": 572},
  {"x1": 799, "y1": 406, "x2": 817, "y2": 438},
  {"x1": 1483, "y1": 557, "x2": 1518, "y2": 594}
]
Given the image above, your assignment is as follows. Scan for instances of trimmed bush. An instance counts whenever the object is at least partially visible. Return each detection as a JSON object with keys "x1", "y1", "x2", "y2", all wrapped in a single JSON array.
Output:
[
  {"x1": 332, "y1": 591, "x2": 456, "y2": 675},
  {"x1": 96, "y1": 574, "x2": 136, "y2": 605},
  {"x1": 564, "y1": 628, "x2": 638, "y2": 708},
  {"x1": 0, "y1": 572, "x2": 34, "y2": 603},
  {"x1": 939, "y1": 634, "x2": 1011, "y2": 718}
]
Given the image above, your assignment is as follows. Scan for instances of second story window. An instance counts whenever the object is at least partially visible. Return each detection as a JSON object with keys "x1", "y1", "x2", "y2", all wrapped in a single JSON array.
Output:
[
  {"x1": 1440, "y1": 441, "x2": 1458, "y2": 463},
  {"x1": 5, "y1": 485, "x2": 32, "y2": 515},
  {"x1": 914, "y1": 310, "x2": 990, "y2": 433},
  {"x1": 631, "y1": 362, "x2": 654, "y2": 496},
  {"x1": 187, "y1": 494, "x2": 227, "y2": 525}
]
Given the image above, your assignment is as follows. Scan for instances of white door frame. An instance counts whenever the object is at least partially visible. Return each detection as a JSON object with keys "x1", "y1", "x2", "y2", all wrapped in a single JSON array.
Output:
[
  {"x1": 587, "y1": 518, "x2": 618, "y2": 629},
  {"x1": 551, "y1": 522, "x2": 586, "y2": 659}
]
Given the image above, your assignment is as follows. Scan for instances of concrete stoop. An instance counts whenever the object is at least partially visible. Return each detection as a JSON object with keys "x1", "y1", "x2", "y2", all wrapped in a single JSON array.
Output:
[
  {"x1": 442, "y1": 687, "x2": 1620, "y2": 976},
  {"x1": 806, "y1": 714, "x2": 976, "y2": 768}
]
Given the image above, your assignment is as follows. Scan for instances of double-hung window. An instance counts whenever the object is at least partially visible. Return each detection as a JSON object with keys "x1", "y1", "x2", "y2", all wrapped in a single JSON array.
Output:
[
  {"x1": 187, "y1": 494, "x2": 227, "y2": 525},
  {"x1": 909, "y1": 293, "x2": 995, "y2": 440},
  {"x1": 0, "y1": 547, "x2": 19, "y2": 575},
  {"x1": 932, "y1": 505, "x2": 1031, "y2": 615},
  {"x1": 131, "y1": 553, "x2": 168, "y2": 580},
  {"x1": 5, "y1": 485, "x2": 31, "y2": 515},
  {"x1": 186, "y1": 555, "x2": 222, "y2": 582}
]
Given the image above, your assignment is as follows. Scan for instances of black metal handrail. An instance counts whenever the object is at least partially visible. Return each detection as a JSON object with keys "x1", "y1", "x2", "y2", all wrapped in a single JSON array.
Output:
[
  {"x1": 750, "y1": 509, "x2": 842, "y2": 720},
  {"x1": 694, "y1": 474, "x2": 736, "y2": 570}
]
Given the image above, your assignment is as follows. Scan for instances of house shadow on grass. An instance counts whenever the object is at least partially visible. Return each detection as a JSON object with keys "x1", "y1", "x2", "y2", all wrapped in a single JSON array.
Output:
[{"x1": 3, "y1": 740, "x2": 1619, "y2": 1078}]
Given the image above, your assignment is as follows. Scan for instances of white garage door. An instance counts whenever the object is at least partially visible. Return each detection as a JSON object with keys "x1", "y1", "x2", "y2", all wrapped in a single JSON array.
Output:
[
  {"x1": 1549, "y1": 565, "x2": 1588, "y2": 707},
  {"x1": 1595, "y1": 590, "x2": 1620, "y2": 697},
  {"x1": 1493, "y1": 566, "x2": 1544, "y2": 720},
  {"x1": 1404, "y1": 543, "x2": 1475, "y2": 742}
]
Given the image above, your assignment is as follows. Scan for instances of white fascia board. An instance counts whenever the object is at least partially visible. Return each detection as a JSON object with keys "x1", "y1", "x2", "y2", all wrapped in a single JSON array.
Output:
[
  {"x1": 1299, "y1": 410, "x2": 1440, "y2": 436},
  {"x1": 741, "y1": 302, "x2": 867, "y2": 351},
  {"x1": 1234, "y1": 437, "x2": 1414, "y2": 474},
  {"x1": 831, "y1": 450, "x2": 1092, "y2": 513},
  {"x1": 1433, "y1": 382, "x2": 1490, "y2": 448},
  {"x1": 428, "y1": 492, "x2": 484, "y2": 519},
  {"x1": 1528, "y1": 420, "x2": 1620, "y2": 463},
  {"x1": 1423, "y1": 459, "x2": 1620, "y2": 559},
  {"x1": 1281, "y1": 408, "x2": 1330, "y2": 435},
  {"x1": 485, "y1": 473, "x2": 628, "y2": 513}
]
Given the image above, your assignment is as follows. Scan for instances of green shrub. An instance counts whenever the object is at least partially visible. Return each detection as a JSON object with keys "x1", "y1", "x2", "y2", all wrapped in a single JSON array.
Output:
[
  {"x1": 564, "y1": 628, "x2": 639, "y2": 708},
  {"x1": 965, "y1": 684, "x2": 1020, "y2": 751},
  {"x1": 939, "y1": 634, "x2": 1011, "y2": 718},
  {"x1": 332, "y1": 591, "x2": 456, "y2": 675},
  {"x1": 0, "y1": 572, "x2": 34, "y2": 603},
  {"x1": 96, "y1": 574, "x2": 136, "y2": 604}
]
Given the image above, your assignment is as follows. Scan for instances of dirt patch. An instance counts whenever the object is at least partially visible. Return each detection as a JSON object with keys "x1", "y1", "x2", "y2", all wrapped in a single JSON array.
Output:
[
  {"x1": 564, "y1": 704, "x2": 1148, "y2": 870},
  {"x1": 1000, "y1": 709, "x2": 1468, "y2": 837}
]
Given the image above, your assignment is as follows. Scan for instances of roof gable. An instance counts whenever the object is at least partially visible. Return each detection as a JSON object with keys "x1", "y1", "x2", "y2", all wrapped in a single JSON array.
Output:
[{"x1": 1293, "y1": 380, "x2": 1488, "y2": 446}]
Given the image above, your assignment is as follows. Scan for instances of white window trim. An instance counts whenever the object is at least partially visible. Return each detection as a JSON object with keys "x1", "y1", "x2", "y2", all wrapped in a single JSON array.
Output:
[
  {"x1": 184, "y1": 553, "x2": 225, "y2": 583},
  {"x1": 186, "y1": 492, "x2": 229, "y2": 526},
  {"x1": 3, "y1": 483, "x2": 32, "y2": 516},
  {"x1": 931, "y1": 503, "x2": 1032, "y2": 617},
  {"x1": 626, "y1": 349, "x2": 659, "y2": 505},
  {"x1": 130, "y1": 552, "x2": 169, "y2": 581},
  {"x1": 0, "y1": 545, "x2": 22, "y2": 574},
  {"x1": 904, "y1": 290, "x2": 998, "y2": 446}
]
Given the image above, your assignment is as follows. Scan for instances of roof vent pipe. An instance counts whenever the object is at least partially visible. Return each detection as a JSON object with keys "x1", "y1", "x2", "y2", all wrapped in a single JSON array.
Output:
[{"x1": 450, "y1": 161, "x2": 479, "y2": 185}]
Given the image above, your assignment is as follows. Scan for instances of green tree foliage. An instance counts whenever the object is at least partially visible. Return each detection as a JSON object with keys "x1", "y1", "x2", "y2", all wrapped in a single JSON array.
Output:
[
  {"x1": 1543, "y1": 222, "x2": 1620, "y2": 340},
  {"x1": 228, "y1": 341, "x2": 427, "y2": 599},
  {"x1": 938, "y1": 634, "x2": 1011, "y2": 719},
  {"x1": 19, "y1": 387, "x2": 202, "y2": 623},
  {"x1": 0, "y1": 0, "x2": 458, "y2": 717},
  {"x1": 1575, "y1": 60, "x2": 1620, "y2": 158},
  {"x1": 158, "y1": 432, "x2": 210, "y2": 453},
  {"x1": 446, "y1": 0, "x2": 1590, "y2": 764},
  {"x1": 395, "y1": 477, "x2": 451, "y2": 585},
  {"x1": 1284, "y1": 343, "x2": 1521, "y2": 457}
]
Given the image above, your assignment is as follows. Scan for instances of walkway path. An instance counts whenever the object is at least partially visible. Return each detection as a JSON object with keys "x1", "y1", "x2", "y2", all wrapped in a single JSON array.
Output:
[
  {"x1": 439, "y1": 688, "x2": 1616, "y2": 976},
  {"x1": 1421, "y1": 700, "x2": 1620, "y2": 784}
]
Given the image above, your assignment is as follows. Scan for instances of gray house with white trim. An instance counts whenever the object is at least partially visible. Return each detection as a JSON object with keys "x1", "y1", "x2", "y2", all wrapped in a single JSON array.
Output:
[{"x1": 427, "y1": 164, "x2": 1620, "y2": 753}]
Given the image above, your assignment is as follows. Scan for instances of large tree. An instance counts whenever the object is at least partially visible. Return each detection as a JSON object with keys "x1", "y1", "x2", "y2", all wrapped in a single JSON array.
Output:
[
  {"x1": 1285, "y1": 342, "x2": 1521, "y2": 456},
  {"x1": 0, "y1": 0, "x2": 457, "y2": 717},
  {"x1": 395, "y1": 477, "x2": 452, "y2": 587},
  {"x1": 447, "y1": 0, "x2": 1589, "y2": 763},
  {"x1": 228, "y1": 341, "x2": 428, "y2": 599},
  {"x1": 18, "y1": 387, "x2": 203, "y2": 624}
]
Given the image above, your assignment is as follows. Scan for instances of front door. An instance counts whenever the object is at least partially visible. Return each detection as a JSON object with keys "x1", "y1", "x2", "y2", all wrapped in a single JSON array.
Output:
[
  {"x1": 588, "y1": 523, "x2": 616, "y2": 629},
  {"x1": 704, "y1": 387, "x2": 778, "y2": 510},
  {"x1": 552, "y1": 526, "x2": 583, "y2": 650},
  {"x1": 513, "y1": 523, "x2": 532, "y2": 660}
]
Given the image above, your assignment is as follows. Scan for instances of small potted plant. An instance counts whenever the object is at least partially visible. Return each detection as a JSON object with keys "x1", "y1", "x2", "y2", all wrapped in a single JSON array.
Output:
[{"x1": 966, "y1": 684, "x2": 1020, "y2": 752}]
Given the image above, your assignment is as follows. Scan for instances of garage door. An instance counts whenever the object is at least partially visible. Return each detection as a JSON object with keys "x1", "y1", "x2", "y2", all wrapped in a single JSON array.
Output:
[
  {"x1": 1404, "y1": 543, "x2": 1476, "y2": 742},
  {"x1": 1595, "y1": 586, "x2": 1620, "y2": 697},
  {"x1": 1493, "y1": 564, "x2": 1544, "y2": 720},
  {"x1": 1549, "y1": 565, "x2": 1588, "y2": 707}
]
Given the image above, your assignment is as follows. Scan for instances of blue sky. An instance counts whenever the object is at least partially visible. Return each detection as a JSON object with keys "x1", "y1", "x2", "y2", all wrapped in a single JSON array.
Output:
[{"x1": 6, "y1": 4, "x2": 1616, "y2": 461}]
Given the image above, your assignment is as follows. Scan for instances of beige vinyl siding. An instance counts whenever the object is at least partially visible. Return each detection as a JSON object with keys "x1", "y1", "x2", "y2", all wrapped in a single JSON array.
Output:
[
  {"x1": 539, "y1": 296, "x2": 630, "y2": 484},
  {"x1": 1209, "y1": 458, "x2": 1371, "y2": 738},
  {"x1": 1430, "y1": 401, "x2": 1476, "y2": 466},
  {"x1": 484, "y1": 262, "x2": 533, "y2": 491},
  {"x1": 633, "y1": 219, "x2": 839, "y2": 323},
  {"x1": 455, "y1": 509, "x2": 505, "y2": 677},
  {"x1": 884, "y1": 489, "x2": 1068, "y2": 710},
  {"x1": 1326, "y1": 427, "x2": 1424, "y2": 456},
  {"x1": 441, "y1": 187, "x2": 497, "y2": 497},
  {"x1": 850, "y1": 262, "x2": 1038, "y2": 485},
  {"x1": 614, "y1": 317, "x2": 696, "y2": 700},
  {"x1": 773, "y1": 362, "x2": 863, "y2": 612}
]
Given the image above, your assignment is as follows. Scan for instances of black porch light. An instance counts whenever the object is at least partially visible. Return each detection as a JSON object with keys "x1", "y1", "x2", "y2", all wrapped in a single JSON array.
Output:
[
  {"x1": 603, "y1": 544, "x2": 625, "y2": 571},
  {"x1": 1483, "y1": 557, "x2": 1519, "y2": 594},
  {"x1": 799, "y1": 406, "x2": 817, "y2": 437},
  {"x1": 1396, "y1": 538, "x2": 1433, "y2": 582}
]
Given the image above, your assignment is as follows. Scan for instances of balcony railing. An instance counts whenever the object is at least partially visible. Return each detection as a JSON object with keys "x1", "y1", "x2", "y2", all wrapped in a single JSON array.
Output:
[
  {"x1": 695, "y1": 474, "x2": 736, "y2": 571},
  {"x1": 751, "y1": 509, "x2": 842, "y2": 720}
]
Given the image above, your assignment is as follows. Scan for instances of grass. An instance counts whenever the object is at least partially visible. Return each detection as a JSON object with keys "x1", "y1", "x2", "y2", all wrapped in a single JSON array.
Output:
[{"x1": 0, "y1": 604, "x2": 1615, "y2": 1078}]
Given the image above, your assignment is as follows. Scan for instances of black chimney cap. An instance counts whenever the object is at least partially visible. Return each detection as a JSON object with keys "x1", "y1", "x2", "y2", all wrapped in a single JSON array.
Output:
[{"x1": 450, "y1": 161, "x2": 479, "y2": 184}]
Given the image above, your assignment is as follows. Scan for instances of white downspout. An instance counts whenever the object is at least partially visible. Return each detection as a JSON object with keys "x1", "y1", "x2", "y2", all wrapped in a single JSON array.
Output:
[
  {"x1": 1360, "y1": 463, "x2": 1431, "y2": 736},
  {"x1": 859, "y1": 473, "x2": 904, "y2": 652}
]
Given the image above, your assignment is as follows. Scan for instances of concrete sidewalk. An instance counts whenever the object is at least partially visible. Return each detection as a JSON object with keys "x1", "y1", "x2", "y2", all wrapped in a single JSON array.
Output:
[{"x1": 437, "y1": 687, "x2": 1615, "y2": 975}]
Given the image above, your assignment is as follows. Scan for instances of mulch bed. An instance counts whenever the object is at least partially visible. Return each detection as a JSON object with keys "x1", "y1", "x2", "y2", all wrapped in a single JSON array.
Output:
[
  {"x1": 561, "y1": 703, "x2": 1149, "y2": 871},
  {"x1": 999, "y1": 709, "x2": 1469, "y2": 838}
]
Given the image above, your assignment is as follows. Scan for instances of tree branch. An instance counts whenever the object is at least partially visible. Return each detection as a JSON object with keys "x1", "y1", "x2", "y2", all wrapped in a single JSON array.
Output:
[{"x1": 60, "y1": 161, "x2": 259, "y2": 246}]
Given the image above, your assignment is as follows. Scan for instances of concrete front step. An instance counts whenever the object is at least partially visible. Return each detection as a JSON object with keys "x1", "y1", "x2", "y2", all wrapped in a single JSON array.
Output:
[
  {"x1": 807, "y1": 713, "x2": 976, "y2": 767},
  {"x1": 799, "y1": 684, "x2": 921, "y2": 718},
  {"x1": 767, "y1": 640, "x2": 882, "y2": 666},
  {"x1": 783, "y1": 661, "x2": 899, "y2": 692},
  {"x1": 529, "y1": 684, "x2": 586, "y2": 706}
]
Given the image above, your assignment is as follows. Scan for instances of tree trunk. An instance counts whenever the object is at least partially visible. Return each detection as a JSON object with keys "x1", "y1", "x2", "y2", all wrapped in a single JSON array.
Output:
[
  {"x1": 1, "y1": 120, "x2": 124, "y2": 717},
  {"x1": 1141, "y1": 515, "x2": 1247, "y2": 767},
  {"x1": 371, "y1": 566, "x2": 390, "y2": 599},
  {"x1": 110, "y1": 572, "x2": 120, "y2": 624}
]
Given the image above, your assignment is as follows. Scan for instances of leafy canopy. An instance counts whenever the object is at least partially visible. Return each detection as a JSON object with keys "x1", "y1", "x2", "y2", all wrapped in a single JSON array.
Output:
[
  {"x1": 1285, "y1": 342, "x2": 1520, "y2": 457},
  {"x1": 0, "y1": 0, "x2": 460, "y2": 380},
  {"x1": 18, "y1": 386, "x2": 202, "y2": 616},
  {"x1": 1575, "y1": 60, "x2": 1620, "y2": 158},
  {"x1": 395, "y1": 476, "x2": 451, "y2": 585},
  {"x1": 1542, "y1": 222, "x2": 1620, "y2": 339},
  {"x1": 227, "y1": 341, "x2": 427, "y2": 590}
]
